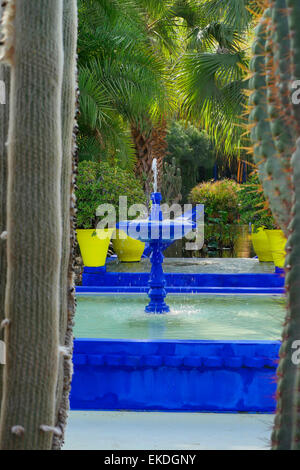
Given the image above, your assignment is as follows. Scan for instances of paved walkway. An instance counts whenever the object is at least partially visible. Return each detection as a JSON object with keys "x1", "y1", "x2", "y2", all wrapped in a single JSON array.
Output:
[
  {"x1": 63, "y1": 411, "x2": 273, "y2": 450},
  {"x1": 107, "y1": 258, "x2": 275, "y2": 274}
]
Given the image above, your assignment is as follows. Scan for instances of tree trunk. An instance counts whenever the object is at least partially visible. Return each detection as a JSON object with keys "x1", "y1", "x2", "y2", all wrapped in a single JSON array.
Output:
[
  {"x1": 132, "y1": 119, "x2": 168, "y2": 198},
  {"x1": 0, "y1": 0, "x2": 64, "y2": 450}
]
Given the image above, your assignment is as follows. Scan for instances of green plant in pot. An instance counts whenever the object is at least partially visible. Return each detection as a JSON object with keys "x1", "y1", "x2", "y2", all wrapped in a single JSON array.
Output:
[{"x1": 76, "y1": 161, "x2": 147, "y2": 266}]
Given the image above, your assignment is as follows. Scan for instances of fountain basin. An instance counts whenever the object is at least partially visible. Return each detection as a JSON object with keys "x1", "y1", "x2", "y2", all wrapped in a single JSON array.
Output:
[
  {"x1": 117, "y1": 218, "x2": 197, "y2": 243},
  {"x1": 70, "y1": 293, "x2": 284, "y2": 412}
]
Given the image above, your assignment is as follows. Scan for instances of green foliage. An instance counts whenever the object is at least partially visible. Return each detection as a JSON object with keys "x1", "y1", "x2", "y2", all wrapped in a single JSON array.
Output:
[
  {"x1": 178, "y1": 50, "x2": 249, "y2": 156},
  {"x1": 190, "y1": 179, "x2": 240, "y2": 223},
  {"x1": 77, "y1": 0, "x2": 168, "y2": 168},
  {"x1": 176, "y1": 1, "x2": 260, "y2": 156},
  {"x1": 166, "y1": 120, "x2": 215, "y2": 201},
  {"x1": 238, "y1": 173, "x2": 277, "y2": 231},
  {"x1": 189, "y1": 179, "x2": 240, "y2": 251},
  {"x1": 77, "y1": 0, "x2": 258, "y2": 172},
  {"x1": 161, "y1": 157, "x2": 182, "y2": 205},
  {"x1": 76, "y1": 161, "x2": 147, "y2": 228}
]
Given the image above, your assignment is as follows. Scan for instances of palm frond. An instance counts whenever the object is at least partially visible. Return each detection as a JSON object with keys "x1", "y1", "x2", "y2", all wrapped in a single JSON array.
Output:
[{"x1": 177, "y1": 50, "x2": 249, "y2": 154}]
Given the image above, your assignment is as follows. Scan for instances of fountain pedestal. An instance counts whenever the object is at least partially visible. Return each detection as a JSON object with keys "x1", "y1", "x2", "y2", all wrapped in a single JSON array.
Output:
[
  {"x1": 145, "y1": 241, "x2": 170, "y2": 313},
  {"x1": 145, "y1": 192, "x2": 170, "y2": 313}
]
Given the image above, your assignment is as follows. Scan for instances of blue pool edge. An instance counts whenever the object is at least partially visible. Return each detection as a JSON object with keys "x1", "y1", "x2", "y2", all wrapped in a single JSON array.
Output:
[{"x1": 70, "y1": 338, "x2": 280, "y2": 413}]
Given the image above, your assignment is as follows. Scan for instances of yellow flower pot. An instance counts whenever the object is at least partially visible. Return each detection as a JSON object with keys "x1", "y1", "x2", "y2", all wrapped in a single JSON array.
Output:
[
  {"x1": 112, "y1": 229, "x2": 145, "y2": 262},
  {"x1": 77, "y1": 229, "x2": 114, "y2": 267},
  {"x1": 251, "y1": 227, "x2": 273, "y2": 262},
  {"x1": 265, "y1": 229, "x2": 287, "y2": 268}
]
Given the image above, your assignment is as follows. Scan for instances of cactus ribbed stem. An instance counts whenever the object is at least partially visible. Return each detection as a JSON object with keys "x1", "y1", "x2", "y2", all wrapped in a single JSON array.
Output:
[
  {"x1": 0, "y1": 0, "x2": 10, "y2": 410},
  {"x1": 287, "y1": 1, "x2": 300, "y2": 126},
  {"x1": 271, "y1": 0, "x2": 300, "y2": 450},
  {"x1": 249, "y1": 10, "x2": 290, "y2": 232},
  {"x1": 250, "y1": 0, "x2": 300, "y2": 449},
  {"x1": 52, "y1": 0, "x2": 78, "y2": 450},
  {"x1": 271, "y1": 139, "x2": 300, "y2": 450},
  {"x1": 271, "y1": 1, "x2": 292, "y2": 118},
  {"x1": 0, "y1": 0, "x2": 64, "y2": 450}
]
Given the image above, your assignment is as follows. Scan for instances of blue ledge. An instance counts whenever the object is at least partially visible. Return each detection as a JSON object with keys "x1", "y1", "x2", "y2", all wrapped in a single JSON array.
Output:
[
  {"x1": 79, "y1": 270, "x2": 285, "y2": 295},
  {"x1": 70, "y1": 338, "x2": 280, "y2": 413},
  {"x1": 77, "y1": 285, "x2": 284, "y2": 295}
]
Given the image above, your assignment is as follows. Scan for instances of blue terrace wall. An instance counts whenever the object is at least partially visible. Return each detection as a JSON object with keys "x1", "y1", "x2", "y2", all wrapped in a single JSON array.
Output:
[{"x1": 70, "y1": 339, "x2": 280, "y2": 412}]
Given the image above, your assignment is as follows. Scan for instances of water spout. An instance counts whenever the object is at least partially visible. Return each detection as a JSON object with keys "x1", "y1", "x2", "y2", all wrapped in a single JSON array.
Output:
[{"x1": 152, "y1": 158, "x2": 158, "y2": 193}]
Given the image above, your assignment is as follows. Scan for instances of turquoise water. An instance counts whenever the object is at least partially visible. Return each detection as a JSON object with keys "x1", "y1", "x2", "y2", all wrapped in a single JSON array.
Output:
[{"x1": 74, "y1": 294, "x2": 285, "y2": 341}]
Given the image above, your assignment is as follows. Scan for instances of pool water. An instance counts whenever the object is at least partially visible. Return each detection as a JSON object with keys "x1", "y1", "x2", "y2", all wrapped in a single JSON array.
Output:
[{"x1": 74, "y1": 294, "x2": 285, "y2": 341}]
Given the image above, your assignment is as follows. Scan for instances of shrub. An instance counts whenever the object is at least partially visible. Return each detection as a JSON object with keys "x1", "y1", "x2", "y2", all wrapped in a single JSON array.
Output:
[
  {"x1": 76, "y1": 161, "x2": 147, "y2": 228},
  {"x1": 189, "y1": 179, "x2": 240, "y2": 224},
  {"x1": 189, "y1": 179, "x2": 240, "y2": 251},
  {"x1": 238, "y1": 173, "x2": 277, "y2": 231}
]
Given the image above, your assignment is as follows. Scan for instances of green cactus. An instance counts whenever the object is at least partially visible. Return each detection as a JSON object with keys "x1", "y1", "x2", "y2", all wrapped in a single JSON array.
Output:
[
  {"x1": 0, "y1": 2, "x2": 10, "y2": 410},
  {"x1": 52, "y1": 0, "x2": 78, "y2": 450},
  {"x1": 161, "y1": 157, "x2": 182, "y2": 205},
  {"x1": 0, "y1": 0, "x2": 77, "y2": 450},
  {"x1": 249, "y1": 0, "x2": 300, "y2": 450}
]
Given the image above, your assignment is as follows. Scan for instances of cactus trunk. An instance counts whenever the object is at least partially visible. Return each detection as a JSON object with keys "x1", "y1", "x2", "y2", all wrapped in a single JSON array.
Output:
[
  {"x1": 52, "y1": 0, "x2": 78, "y2": 450},
  {"x1": 0, "y1": 1, "x2": 10, "y2": 408},
  {"x1": 0, "y1": 0, "x2": 64, "y2": 450},
  {"x1": 250, "y1": 0, "x2": 300, "y2": 449}
]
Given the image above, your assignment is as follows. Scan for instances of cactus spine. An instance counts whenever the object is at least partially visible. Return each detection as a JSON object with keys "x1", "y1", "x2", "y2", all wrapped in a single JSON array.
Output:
[
  {"x1": 52, "y1": 0, "x2": 78, "y2": 450},
  {"x1": 250, "y1": 0, "x2": 300, "y2": 449},
  {"x1": 0, "y1": 2, "x2": 10, "y2": 408},
  {"x1": 0, "y1": 0, "x2": 64, "y2": 449}
]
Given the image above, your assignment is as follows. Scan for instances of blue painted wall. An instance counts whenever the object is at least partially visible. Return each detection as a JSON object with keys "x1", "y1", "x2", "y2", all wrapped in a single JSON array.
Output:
[
  {"x1": 70, "y1": 339, "x2": 280, "y2": 412},
  {"x1": 78, "y1": 269, "x2": 285, "y2": 295}
]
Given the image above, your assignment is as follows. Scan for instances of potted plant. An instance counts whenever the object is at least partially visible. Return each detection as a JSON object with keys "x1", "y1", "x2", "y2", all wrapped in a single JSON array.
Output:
[
  {"x1": 112, "y1": 230, "x2": 145, "y2": 262},
  {"x1": 250, "y1": 228, "x2": 272, "y2": 262},
  {"x1": 238, "y1": 173, "x2": 286, "y2": 264},
  {"x1": 264, "y1": 229, "x2": 287, "y2": 268},
  {"x1": 76, "y1": 161, "x2": 147, "y2": 266},
  {"x1": 76, "y1": 229, "x2": 114, "y2": 268}
]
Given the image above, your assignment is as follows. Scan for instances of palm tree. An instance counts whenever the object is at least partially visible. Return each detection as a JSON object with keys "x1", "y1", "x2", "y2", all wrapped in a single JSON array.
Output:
[
  {"x1": 78, "y1": 0, "x2": 260, "y2": 192},
  {"x1": 131, "y1": 0, "x2": 260, "y2": 187},
  {"x1": 176, "y1": 0, "x2": 262, "y2": 157},
  {"x1": 78, "y1": 0, "x2": 167, "y2": 173},
  {"x1": 78, "y1": 0, "x2": 198, "y2": 194},
  {"x1": 128, "y1": 0, "x2": 200, "y2": 192}
]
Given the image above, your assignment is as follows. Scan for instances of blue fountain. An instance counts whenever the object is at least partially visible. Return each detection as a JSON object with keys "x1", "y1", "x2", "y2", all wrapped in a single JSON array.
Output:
[{"x1": 117, "y1": 160, "x2": 198, "y2": 313}]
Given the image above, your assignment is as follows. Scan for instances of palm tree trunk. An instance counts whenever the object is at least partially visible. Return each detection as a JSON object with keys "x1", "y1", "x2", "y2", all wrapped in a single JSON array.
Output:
[{"x1": 131, "y1": 119, "x2": 168, "y2": 198}]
